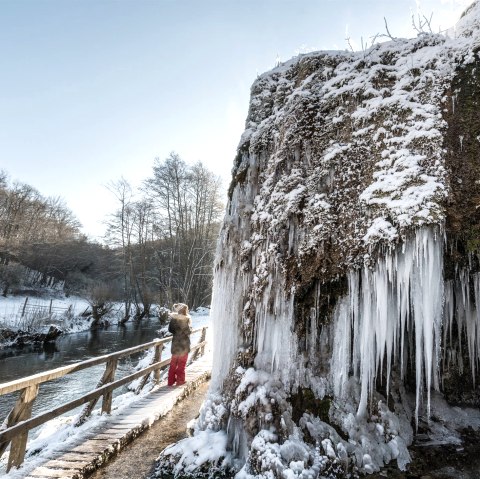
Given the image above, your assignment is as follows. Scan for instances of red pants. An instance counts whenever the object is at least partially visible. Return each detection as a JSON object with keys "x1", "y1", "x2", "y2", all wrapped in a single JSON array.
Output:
[{"x1": 168, "y1": 353, "x2": 188, "y2": 386}]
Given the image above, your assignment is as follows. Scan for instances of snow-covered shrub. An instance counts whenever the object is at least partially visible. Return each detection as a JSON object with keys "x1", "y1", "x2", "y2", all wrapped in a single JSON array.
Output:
[{"x1": 0, "y1": 262, "x2": 25, "y2": 296}]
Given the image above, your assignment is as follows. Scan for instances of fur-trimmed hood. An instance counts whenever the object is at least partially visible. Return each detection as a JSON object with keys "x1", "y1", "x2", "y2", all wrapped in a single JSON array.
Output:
[{"x1": 168, "y1": 312, "x2": 191, "y2": 321}]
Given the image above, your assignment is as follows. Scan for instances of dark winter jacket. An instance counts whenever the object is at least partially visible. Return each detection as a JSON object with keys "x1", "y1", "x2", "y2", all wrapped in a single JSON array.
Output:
[{"x1": 168, "y1": 312, "x2": 192, "y2": 355}]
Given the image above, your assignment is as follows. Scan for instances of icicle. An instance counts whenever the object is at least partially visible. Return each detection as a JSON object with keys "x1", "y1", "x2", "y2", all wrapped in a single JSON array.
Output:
[
  {"x1": 253, "y1": 269, "x2": 297, "y2": 387},
  {"x1": 331, "y1": 296, "x2": 352, "y2": 398},
  {"x1": 209, "y1": 246, "x2": 242, "y2": 391},
  {"x1": 443, "y1": 270, "x2": 480, "y2": 385},
  {"x1": 331, "y1": 227, "x2": 444, "y2": 422},
  {"x1": 309, "y1": 304, "x2": 318, "y2": 364}
]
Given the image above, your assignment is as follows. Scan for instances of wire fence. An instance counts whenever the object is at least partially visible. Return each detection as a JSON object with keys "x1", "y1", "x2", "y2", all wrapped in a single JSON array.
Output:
[{"x1": 15, "y1": 298, "x2": 73, "y2": 331}]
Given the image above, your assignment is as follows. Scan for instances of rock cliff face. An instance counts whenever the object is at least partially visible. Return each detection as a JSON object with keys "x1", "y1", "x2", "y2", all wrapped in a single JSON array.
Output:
[{"x1": 157, "y1": 3, "x2": 480, "y2": 478}]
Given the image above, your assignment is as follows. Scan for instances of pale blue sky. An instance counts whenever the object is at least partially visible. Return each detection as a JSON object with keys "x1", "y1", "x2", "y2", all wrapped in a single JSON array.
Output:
[{"x1": 0, "y1": 0, "x2": 471, "y2": 239}]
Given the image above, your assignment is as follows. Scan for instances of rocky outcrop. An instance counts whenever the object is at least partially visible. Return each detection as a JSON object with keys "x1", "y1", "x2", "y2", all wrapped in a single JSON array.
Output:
[{"x1": 156, "y1": 3, "x2": 480, "y2": 478}]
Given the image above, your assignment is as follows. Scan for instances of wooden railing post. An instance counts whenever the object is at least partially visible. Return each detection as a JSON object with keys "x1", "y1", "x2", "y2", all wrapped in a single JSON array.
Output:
[
  {"x1": 21, "y1": 297, "x2": 28, "y2": 317},
  {"x1": 191, "y1": 327, "x2": 207, "y2": 362},
  {"x1": 101, "y1": 358, "x2": 118, "y2": 414},
  {"x1": 136, "y1": 344, "x2": 164, "y2": 394},
  {"x1": 154, "y1": 344, "x2": 164, "y2": 384},
  {"x1": 76, "y1": 358, "x2": 117, "y2": 425},
  {"x1": 6, "y1": 384, "x2": 39, "y2": 471},
  {"x1": 200, "y1": 327, "x2": 207, "y2": 356}
]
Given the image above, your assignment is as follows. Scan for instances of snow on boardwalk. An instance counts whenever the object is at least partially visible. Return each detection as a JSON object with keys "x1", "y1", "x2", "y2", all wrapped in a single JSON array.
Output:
[{"x1": 21, "y1": 354, "x2": 212, "y2": 479}]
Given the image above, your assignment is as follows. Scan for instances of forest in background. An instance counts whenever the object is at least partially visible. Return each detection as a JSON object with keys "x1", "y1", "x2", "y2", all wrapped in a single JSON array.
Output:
[{"x1": 0, "y1": 153, "x2": 224, "y2": 321}]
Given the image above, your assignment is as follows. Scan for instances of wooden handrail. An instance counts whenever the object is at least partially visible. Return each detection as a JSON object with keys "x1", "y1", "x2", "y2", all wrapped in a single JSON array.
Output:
[
  {"x1": 0, "y1": 327, "x2": 205, "y2": 396},
  {"x1": 0, "y1": 326, "x2": 208, "y2": 471},
  {"x1": 0, "y1": 357, "x2": 169, "y2": 445},
  {"x1": 0, "y1": 340, "x2": 207, "y2": 445}
]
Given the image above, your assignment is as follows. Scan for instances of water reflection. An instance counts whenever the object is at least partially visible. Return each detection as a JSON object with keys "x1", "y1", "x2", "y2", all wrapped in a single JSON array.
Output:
[{"x1": 41, "y1": 341, "x2": 58, "y2": 361}]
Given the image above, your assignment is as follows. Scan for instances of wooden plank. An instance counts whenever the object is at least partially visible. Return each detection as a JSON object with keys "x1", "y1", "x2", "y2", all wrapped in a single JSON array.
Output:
[
  {"x1": 42, "y1": 459, "x2": 89, "y2": 469},
  {"x1": 69, "y1": 442, "x2": 112, "y2": 453},
  {"x1": 115, "y1": 412, "x2": 151, "y2": 418},
  {"x1": 107, "y1": 422, "x2": 142, "y2": 429},
  {"x1": 108, "y1": 424, "x2": 141, "y2": 432},
  {"x1": 86, "y1": 439, "x2": 122, "y2": 447},
  {"x1": 100, "y1": 428, "x2": 133, "y2": 435},
  {"x1": 52, "y1": 452, "x2": 93, "y2": 462},
  {"x1": 87, "y1": 433, "x2": 124, "y2": 440},
  {"x1": 109, "y1": 417, "x2": 145, "y2": 424},
  {"x1": 87, "y1": 434, "x2": 125, "y2": 441},
  {"x1": 28, "y1": 466, "x2": 80, "y2": 477},
  {"x1": 112, "y1": 406, "x2": 152, "y2": 421}
]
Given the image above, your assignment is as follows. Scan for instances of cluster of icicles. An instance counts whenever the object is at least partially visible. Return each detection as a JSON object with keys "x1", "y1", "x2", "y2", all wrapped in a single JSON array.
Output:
[
  {"x1": 332, "y1": 227, "x2": 480, "y2": 421},
  {"x1": 211, "y1": 225, "x2": 480, "y2": 425}
]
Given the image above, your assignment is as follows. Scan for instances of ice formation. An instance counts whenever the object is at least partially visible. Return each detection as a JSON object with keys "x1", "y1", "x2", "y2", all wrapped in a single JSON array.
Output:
[
  {"x1": 331, "y1": 228, "x2": 443, "y2": 421},
  {"x1": 155, "y1": 2, "x2": 480, "y2": 478}
]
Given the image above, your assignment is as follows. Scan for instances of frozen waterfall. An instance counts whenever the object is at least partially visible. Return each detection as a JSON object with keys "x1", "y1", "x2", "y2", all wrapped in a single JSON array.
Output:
[{"x1": 332, "y1": 227, "x2": 444, "y2": 421}]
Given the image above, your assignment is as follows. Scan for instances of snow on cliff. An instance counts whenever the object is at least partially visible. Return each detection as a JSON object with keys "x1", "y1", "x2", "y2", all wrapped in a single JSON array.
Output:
[{"x1": 156, "y1": 2, "x2": 480, "y2": 478}]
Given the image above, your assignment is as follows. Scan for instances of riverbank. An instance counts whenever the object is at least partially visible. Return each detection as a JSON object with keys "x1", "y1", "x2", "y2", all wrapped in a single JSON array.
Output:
[{"x1": 0, "y1": 293, "x2": 94, "y2": 347}]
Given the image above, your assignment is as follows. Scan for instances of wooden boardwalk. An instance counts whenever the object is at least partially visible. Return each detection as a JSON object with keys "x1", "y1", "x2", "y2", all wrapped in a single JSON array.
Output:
[{"x1": 14, "y1": 354, "x2": 212, "y2": 479}]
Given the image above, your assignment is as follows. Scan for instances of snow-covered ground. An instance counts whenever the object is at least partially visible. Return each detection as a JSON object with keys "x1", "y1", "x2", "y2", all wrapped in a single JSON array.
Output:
[
  {"x1": 0, "y1": 294, "x2": 94, "y2": 340},
  {"x1": 0, "y1": 294, "x2": 90, "y2": 327}
]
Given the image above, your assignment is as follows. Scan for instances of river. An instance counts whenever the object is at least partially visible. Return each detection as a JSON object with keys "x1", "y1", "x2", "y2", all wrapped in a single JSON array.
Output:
[{"x1": 0, "y1": 314, "x2": 209, "y2": 425}]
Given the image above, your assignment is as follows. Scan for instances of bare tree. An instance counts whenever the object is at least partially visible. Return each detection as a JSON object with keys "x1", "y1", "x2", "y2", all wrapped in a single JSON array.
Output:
[
  {"x1": 84, "y1": 282, "x2": 117, "y2": 328},
  {"x1": 101, "y1": 154, "x2": 224, "y2": 318},
  {"x1": 105, "y1": 178, "x2": 135, "y2": 323},
  {"x1": 144, "y1": 153, "x2": 223, "y2": 308}
]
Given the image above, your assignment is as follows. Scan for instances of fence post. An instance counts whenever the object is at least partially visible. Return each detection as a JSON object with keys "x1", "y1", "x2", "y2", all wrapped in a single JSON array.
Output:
[
  {"x1": 21, "y1": 297, "x2": 28, "y2": 317},
  {"x1": 191, "y1": 327, "x2": 207, "y2": 362},
  {"x1": 101, "y1": 359, "x2": 118, "y2": 414},
  {"x1": 154, "y1": 344, "x2": 164, "y2": 384},
  {"x1": 200, "y1": 327, "x2": 207, "y2": 356},
  {"x1": 6, "y1": 384, "x2": 39, "y2": 471},
  {"x1": 75, "y1": 358, "x2": 118, "y2": 425},
  {"x1": 49, "y1": 299, "x2": 53, "y2": 316},
  {"x1": 136, "y1": 343, "x2": 164, "y2": 394}
]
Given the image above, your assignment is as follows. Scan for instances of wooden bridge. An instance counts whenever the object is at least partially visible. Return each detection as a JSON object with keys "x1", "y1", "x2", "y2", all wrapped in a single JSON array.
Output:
[{"x1": 0, "y1": 326, "x2": 211, "y2": 478}]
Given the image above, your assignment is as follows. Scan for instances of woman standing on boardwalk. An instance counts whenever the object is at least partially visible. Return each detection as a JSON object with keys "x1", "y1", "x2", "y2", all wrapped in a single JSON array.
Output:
[{"x1": 167, "y1": 303, "x2": 192, "y2": 386}]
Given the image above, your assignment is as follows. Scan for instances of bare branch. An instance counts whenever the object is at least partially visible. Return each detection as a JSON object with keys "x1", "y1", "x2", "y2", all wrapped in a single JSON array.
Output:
[
  {"x1": 412, "y1": 11, "x2": 435, "y2": 35},
  {"x1": 423, "y1": 13, "x2": 434, "y2": 34},
  {"x1": 383, "y1": 17, "x2": 396, "y2": 41},
  {"x1": 370, "y1": 33, "x2": 381, "y2": 47},
  {"x1": 345, "y1": 36, "x2": 354, "y2": 52}
]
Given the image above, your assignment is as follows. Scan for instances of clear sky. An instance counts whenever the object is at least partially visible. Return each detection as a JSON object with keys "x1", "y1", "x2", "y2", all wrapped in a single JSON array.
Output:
[{"x1": 0, "y1": 0, "x2": 472, "y2": 240}]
